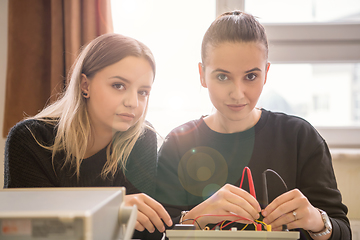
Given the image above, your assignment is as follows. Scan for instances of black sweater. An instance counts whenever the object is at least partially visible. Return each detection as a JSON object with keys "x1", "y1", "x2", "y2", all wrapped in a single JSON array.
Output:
[
  {"x1": 4, "y1": 119, "x2": 159, "y2": 239},
  {"x1": 156, "y1": 109, "x2": 351, "y2": 240}
]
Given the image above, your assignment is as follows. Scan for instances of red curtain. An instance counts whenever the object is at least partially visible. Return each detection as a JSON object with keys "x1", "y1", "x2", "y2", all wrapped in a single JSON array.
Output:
[{"x1": 3, "y1": 0, "x2": 113, "y2": 137}]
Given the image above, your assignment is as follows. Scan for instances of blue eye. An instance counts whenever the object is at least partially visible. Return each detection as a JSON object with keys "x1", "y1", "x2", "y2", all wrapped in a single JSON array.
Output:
[
  {"x1": 217, "y1": 74, "x2": 228, "y2": 81},
  {"x1": 245, "y1": 73, "x2": 257, "y2": 81},
  {"x1": 112, "y1": 83, "x2": 125, "y2": 90}
]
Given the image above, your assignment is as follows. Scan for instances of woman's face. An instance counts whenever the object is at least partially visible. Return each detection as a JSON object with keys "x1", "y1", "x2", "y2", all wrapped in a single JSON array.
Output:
[
  {"x1": 200, "y1": 41, "x2": 269, "y2": 125},
  {"x1": 82, "y1": 56, "x2": 154, "y2": 135}
]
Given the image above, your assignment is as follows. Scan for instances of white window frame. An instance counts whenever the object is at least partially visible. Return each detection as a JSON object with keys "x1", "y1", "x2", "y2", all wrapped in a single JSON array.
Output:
[
  {"x1": 217, "y1": 0, "x2": 360, "y2": 148},
  {"x1": 265, "y1": 23, "x2": 360, "y2": 63}
]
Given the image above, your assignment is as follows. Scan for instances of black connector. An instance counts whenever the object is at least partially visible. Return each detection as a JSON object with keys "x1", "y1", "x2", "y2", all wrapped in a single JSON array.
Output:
[{"x1": 282, "y1": 224, "x2": 289, "y2": 231}]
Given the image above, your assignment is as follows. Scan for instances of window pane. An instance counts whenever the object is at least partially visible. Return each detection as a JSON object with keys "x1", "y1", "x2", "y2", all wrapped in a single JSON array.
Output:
[
  {"x1": 111, "y1": 0, "x2": 216, "y2": 137},
  {"x1": 245, "y1": 0, "x2": 360, "y2": 23},
  {"x1": 257, "y1": 63, "x2": 360, "y2": 127},
  {"x1": 111, "y1": 1, "x2": 360, "y2": 139}
]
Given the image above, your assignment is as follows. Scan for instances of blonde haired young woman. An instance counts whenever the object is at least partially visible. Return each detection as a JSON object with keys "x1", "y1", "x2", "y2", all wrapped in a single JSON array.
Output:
[{"x1": 4, "y1": 33, "x2": 172, "y2": 239}]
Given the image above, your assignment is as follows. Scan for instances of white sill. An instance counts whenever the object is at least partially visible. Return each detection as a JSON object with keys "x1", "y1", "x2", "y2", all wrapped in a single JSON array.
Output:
[{"x1": 330, "y1": 148, "x2": 360, "y2": 161}]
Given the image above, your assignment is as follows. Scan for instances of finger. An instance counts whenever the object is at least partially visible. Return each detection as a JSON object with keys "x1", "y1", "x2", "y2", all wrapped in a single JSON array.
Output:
[
  {"x1": 135, "y1": 221, "x2": 145, "y2": 232},
  {"x1": 221, "y1": 190, "x2": 260, "y2": 221},
  {"x1": 263, "y1": 200, "x2": 296, "y2": 226},
  {"x1": 228, "y1": 185, "x2": 261, "y2": 212},
  {"x1": 127, "y1": 194, "x2": 171, "y2": 232},
  {"x1": 137, "y1": 201, "x2": 166, "y2": 232},
  {"x1": 265, "y1": 189, "x2": 309, "y2": 226},
  {"x1": 286, "y1": 212, "x2": 300, "y2": 230},
  {"x1": 263, "y1": 189, "x2": 301, "y2": 217},
  {"x1": 143, "y1": 197, "x2": 173, "y2": 227},
  {"x1": 282, "y1": 212, "x2": 300, "y2": 230},
  {"x1": 136, "y1": 211, "x2": 156, "y2": 233},
  {"x1": 125, "y1": 195, "x2": 154, "y2": 232},
  {"x1": 193, "y1": 200, "x2": 249, "y2": 227},
  {"x1": 265, "y1": 211, "x2": 298, "y2": 230}
]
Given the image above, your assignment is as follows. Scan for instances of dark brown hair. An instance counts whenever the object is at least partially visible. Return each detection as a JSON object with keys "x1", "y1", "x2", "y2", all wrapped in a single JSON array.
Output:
[{"x1": 201, "y1": 10, "x2": 268, "y2": 65}]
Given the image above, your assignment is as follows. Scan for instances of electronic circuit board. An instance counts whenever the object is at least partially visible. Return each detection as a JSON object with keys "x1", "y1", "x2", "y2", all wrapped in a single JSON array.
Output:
[{"x1": 166, "y1": 229, "x2": 299, "y2": 240}]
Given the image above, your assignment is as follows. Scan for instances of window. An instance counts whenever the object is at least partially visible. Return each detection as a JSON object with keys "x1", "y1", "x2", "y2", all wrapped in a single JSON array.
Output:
[
  {"x1": 111, "y1": 0, "x2": 360, "y2": 147},
  {"x1": 246, "y1": 0, "x2": 360, "y2": 147},
  {"x1": 258, "y1": 63, "x2": 360, "y2": 127},
  {"x1": 111, "y1": 0, "x2": 215, "y2": 138},
  {"x1": 245, "y1": 0, "x2": 360, "y2": 23}
]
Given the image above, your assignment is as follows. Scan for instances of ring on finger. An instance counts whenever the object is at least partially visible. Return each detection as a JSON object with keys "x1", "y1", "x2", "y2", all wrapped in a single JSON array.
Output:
[{"x1": 292, "y1": 211, "x2": 297, "y2": 221}]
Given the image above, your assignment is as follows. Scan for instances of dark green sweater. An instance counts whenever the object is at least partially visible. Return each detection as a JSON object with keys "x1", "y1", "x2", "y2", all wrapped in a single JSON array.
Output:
[
  {"x1": 156, "y1": 109, "x2": 351, "y2": 240},
  {"x1": 4, "y1": 119, "x2": 159, "y2": 239}
]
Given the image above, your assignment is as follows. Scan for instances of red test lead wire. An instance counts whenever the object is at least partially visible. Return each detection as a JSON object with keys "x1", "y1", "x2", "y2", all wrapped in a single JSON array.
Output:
[{"x1": 239, "y1": 166, "x2": 257, "y2": 199}]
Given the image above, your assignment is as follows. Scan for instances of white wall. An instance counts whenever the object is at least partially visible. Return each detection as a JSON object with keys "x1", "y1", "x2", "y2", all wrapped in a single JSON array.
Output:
[{"x1": 0, "y1": 0, "x2": 8, "y2": 188}]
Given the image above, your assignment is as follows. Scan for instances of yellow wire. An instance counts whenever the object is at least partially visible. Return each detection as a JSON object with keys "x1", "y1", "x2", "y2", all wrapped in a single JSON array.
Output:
[
  {"x1": 254, "y1": 223, "x2": 258, "y2": 231},
  {"x1": 255, "y1": 220, "x2": 269, "y2": 231},
  {"x1": 220, "y1": 220, "x2": 250, "y2": 231},
  {"x1": 255, "y1": 220, "x2": 268, "y2": 227},
  {"x1": 240, "y1": 224, "x2": 248, "y2": 231},
  {"x1": 220, "y1": 221, "x2": 226, "y2": 230}
]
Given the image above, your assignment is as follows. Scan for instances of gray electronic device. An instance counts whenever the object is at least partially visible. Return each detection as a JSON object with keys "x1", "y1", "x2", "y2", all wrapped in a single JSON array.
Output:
[
  {"x1": 0, "y1": 188, "x2": 137, "y2": 240},
  {"x1": 166, "y1": 229, "x2": 300, "y2": 240}
]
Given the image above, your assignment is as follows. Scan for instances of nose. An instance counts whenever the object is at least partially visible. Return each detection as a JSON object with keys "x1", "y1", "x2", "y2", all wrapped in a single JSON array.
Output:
[
  {"x1": 123, "y1": 90, "x2": 138, "y2": 108},
  {"x1": 229, "y1": 81, "x2": 245, "y2": 100}
]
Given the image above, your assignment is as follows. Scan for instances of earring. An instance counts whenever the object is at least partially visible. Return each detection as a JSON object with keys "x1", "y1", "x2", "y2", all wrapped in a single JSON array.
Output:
[{"x1": 82, "y1": 92, "x2": 88, "y2": 97}]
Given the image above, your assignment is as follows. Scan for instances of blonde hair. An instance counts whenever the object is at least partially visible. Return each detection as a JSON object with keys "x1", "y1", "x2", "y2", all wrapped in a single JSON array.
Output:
[{"x1": 30, "y1": 33, "x2": 156, "y2": 179}]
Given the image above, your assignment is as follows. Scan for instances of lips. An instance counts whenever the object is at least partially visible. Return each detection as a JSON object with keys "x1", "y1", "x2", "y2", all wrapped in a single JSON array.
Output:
[
  {"x1": 118, "y1": 113, "x2": 135, "y2": 118},
  {"x1": 227, "y1": 104, "x2": 247, "y2": 111},
  {"x1": 117, "y1": 113, "x2": 135, "y2": 121}
]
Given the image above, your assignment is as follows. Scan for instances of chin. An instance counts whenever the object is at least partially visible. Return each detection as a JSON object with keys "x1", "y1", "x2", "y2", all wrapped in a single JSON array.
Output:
[
  {"x1": 112, "y1": 123, "x2": 133, "y2": 132},
  {"x1": 220, "y1": 111, "x2": 249, "y2": 121}
]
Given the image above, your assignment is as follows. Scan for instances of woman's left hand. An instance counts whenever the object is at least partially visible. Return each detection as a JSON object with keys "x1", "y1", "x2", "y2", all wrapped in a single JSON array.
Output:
[{"x1": 261, "y1": 189, "x2": 325, "y2": 233}]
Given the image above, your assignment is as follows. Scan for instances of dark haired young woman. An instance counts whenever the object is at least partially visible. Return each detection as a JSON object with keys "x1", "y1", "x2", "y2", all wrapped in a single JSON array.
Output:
[{"x1": 156, "y1": 11, "x2": 351, "y2": 240}]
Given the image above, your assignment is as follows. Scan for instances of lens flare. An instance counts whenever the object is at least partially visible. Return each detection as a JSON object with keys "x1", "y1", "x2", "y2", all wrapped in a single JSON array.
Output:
[{"x1": 178, "y1": 146, "x2": 228, "y2": 199}]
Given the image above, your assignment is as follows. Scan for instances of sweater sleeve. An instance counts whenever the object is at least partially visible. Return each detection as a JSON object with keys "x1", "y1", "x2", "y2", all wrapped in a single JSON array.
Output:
[
  {"x1": 124, "y1": 126, "x2": 158, "y2": 196},
  {"x1": 294, "y1": 123, "x2": 351, "y2": 240},
  {"x1": 4, "y1": 120, "x2": 57, "y2": 188},
  {"x1": 155, "y1": 132, "x2": 192, "y2": 222},
  {"x1": 301, "y1": 142, "x2": 351, "y2": 240}
]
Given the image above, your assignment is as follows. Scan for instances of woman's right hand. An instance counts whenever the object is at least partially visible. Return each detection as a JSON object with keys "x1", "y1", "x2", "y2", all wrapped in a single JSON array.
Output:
[
  {"x1": 124, "y1": 193, "x2": 173, "y2": 233},
  {"x1": 183, "y1": 184, "x2": 261, "y2": 229}
]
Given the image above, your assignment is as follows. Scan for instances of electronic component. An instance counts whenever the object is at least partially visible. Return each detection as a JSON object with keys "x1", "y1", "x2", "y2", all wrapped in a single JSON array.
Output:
[
  {"x1": 166, "y1": 229, "x2": 299, "y2": 240},
  {"x1": 0, "y1": 188, "x2": 136, "y2": 240},
  {"x1": 167, "y1": 167, "x2": 301, "y2": 239}
]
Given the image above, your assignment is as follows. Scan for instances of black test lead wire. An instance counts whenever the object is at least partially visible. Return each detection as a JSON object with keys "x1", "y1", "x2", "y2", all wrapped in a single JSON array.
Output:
[
  {"x1": 262, "y1": 168, "x2": 288, "y2": 207},
  {"x1": 262, "y1": 169, "x2": 289, "y2": 231}
]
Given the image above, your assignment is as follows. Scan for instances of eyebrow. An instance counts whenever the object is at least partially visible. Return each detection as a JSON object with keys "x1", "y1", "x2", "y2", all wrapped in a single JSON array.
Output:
[
  {"x1": 245, "y1": 67, "x2": 262, "y2": 73},
  {"x1": 109, "y1": 76, "x2": 152, "y2": 88},
  {"x1": 212, "y1": 67, "x2": 262, "y2": 74},
  {"x1": 211, "y1": 68, "x2": 230, "y2": 74}
]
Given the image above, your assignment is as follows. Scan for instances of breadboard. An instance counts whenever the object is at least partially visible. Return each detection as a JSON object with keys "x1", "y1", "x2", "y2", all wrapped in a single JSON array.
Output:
[{"x1": 166, "y1": 229, "x2": 299, "y2": 240}]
